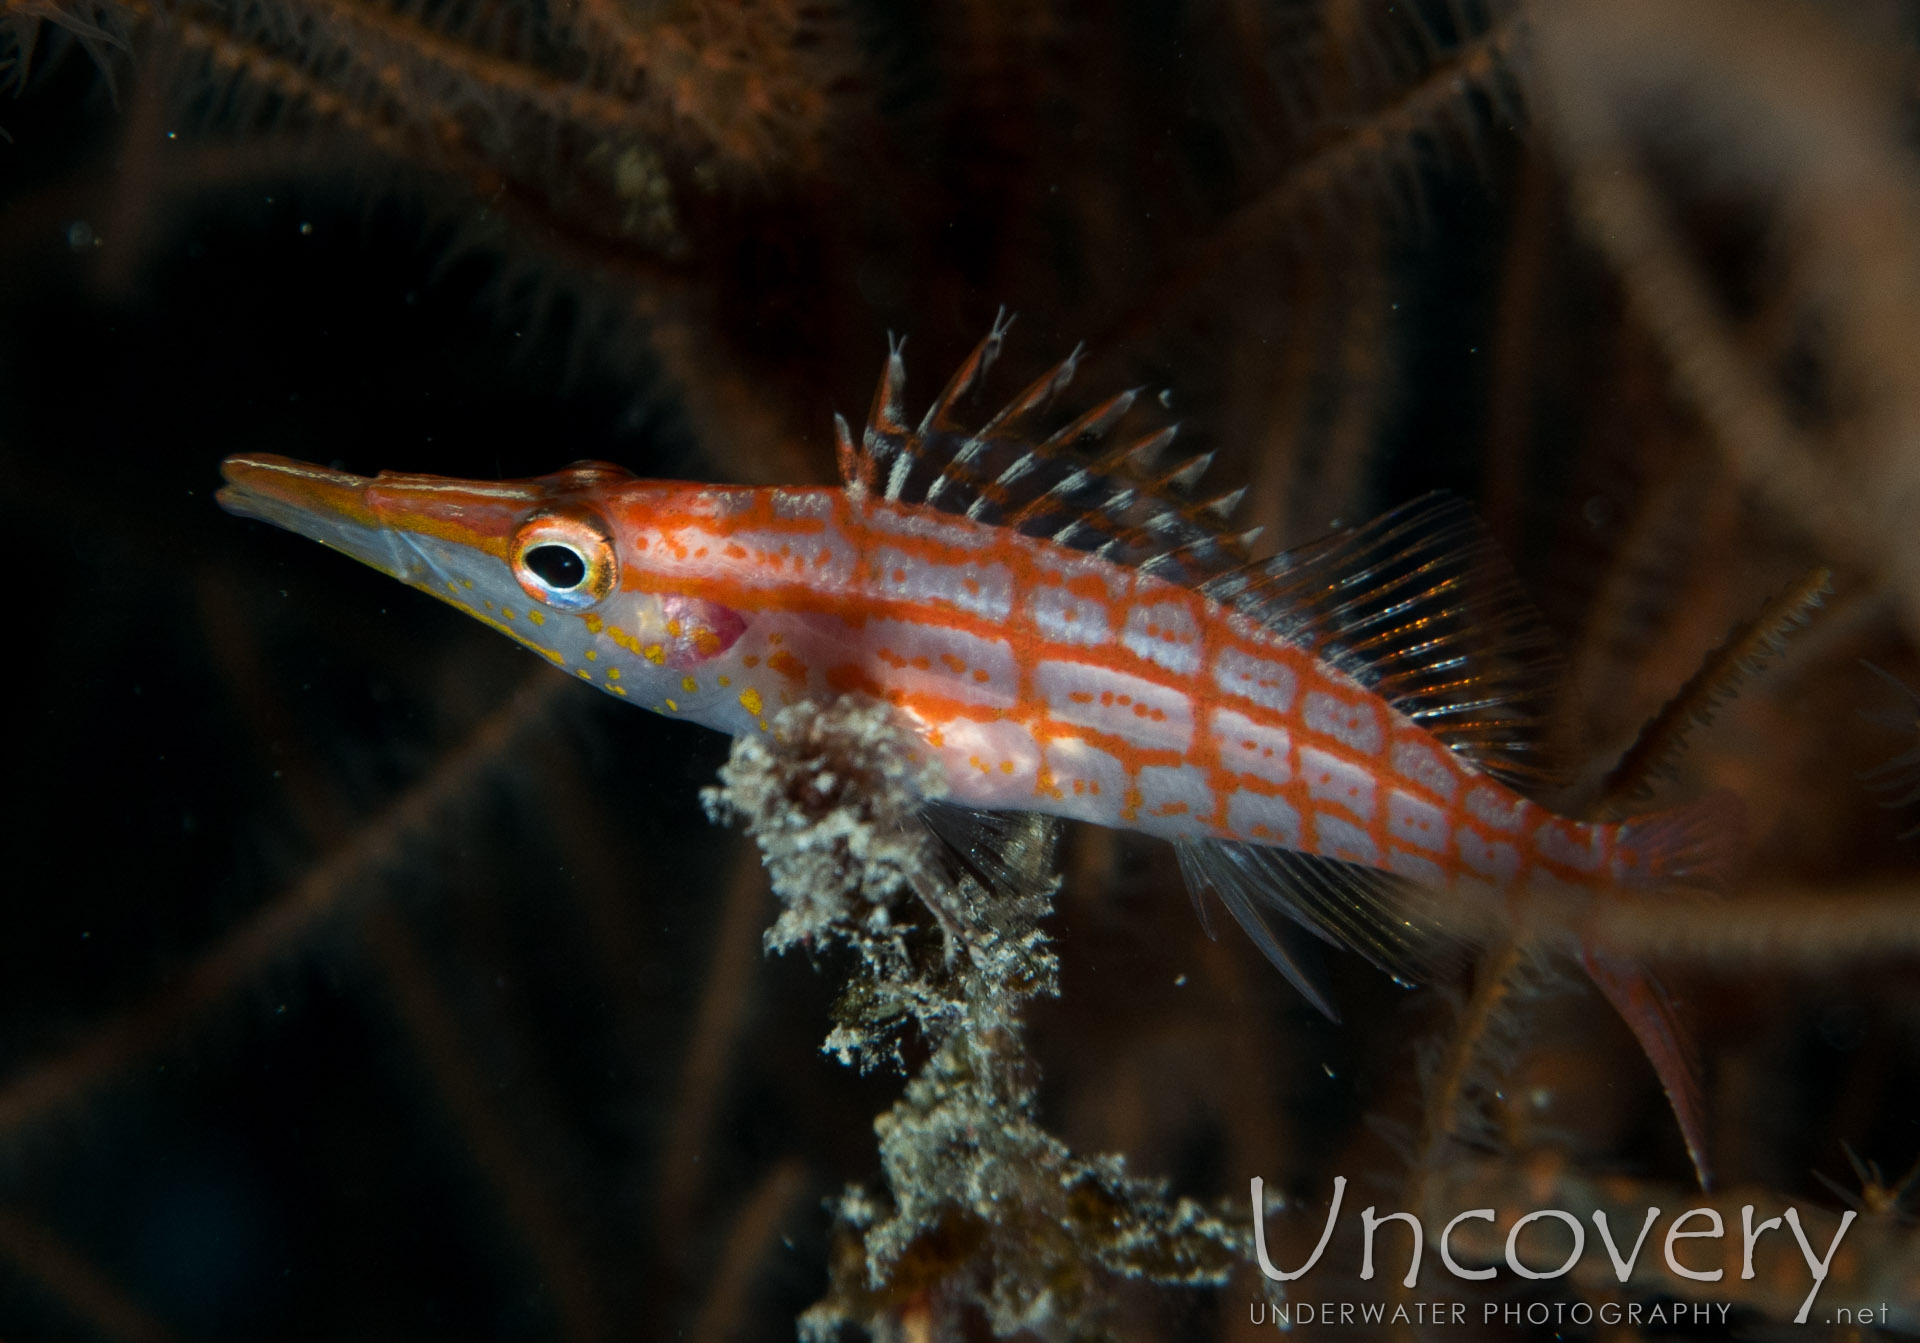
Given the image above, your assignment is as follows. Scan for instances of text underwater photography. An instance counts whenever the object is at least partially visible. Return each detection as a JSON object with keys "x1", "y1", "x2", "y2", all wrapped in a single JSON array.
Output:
[
  {"x1": 9, "y1": 1, "x2": 1920, "y2": 1342},
  {"x1": 1245, "y1": 1176, "x2": 1879, "y2": 1330}
]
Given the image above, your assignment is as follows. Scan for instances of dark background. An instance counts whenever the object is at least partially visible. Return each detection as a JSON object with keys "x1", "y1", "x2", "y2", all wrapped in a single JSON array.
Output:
[{"x1": 4, "y1": 3, "x2": 1920, "y2": 1339}]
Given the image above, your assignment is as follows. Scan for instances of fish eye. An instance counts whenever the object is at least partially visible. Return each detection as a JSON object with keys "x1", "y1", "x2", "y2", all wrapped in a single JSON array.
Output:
[
  {"x1": 524, "y1": 544, "x2": 587, "y2": 590},
  {"x1": 511, "y1": 511, "x2": 616, "y2": 611}
]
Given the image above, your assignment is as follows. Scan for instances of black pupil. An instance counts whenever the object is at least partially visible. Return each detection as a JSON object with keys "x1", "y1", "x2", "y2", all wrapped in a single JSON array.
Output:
[{"x1": 525, "y1": 544, "x2": 587, "y2": 589}]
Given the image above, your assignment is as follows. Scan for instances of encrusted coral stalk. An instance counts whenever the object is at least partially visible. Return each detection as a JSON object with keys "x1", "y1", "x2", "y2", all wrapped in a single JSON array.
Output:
[{"x1": 703, "y1": 698, "x2": 1255, "y2": 1342}]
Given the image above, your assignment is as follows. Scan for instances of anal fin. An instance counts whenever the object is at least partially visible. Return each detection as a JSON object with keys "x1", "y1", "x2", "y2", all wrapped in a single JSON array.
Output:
[{"x1": 1174, "y1": 839, "x2": 1469, "y2": 1021}]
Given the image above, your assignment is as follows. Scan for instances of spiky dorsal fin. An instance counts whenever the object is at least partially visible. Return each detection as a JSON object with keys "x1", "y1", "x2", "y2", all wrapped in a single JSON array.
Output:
[
  {"x1": 844, "y1": 332, "x2": 1560, "y2": 786},
  {"x1": 1203, "y1": 493, "x2": 1566, "y2": 791},
  {"x1": 839, "y1": 315, "x2": 1256, "y2": 588}
]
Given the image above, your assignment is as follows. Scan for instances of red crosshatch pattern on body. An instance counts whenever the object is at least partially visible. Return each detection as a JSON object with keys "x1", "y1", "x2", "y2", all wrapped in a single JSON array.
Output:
[
  {"x1": 521, "y1": 479, "x2": 1627, "y2": 900},
  {"x1": 216, "y1": 326, "x2": 1743, "y2": 1191},
  {"x1": 214, "y1": 391, "x2": 1704, "y2": 907}
]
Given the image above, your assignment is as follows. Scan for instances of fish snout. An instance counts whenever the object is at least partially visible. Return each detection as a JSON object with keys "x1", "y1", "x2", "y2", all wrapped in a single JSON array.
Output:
[
  {"x1": 216, "y1": 453, "x2": 408, "y2": 578},
  {"x1": 217, "y1": 454, "x2": 379, "y2": 529}
]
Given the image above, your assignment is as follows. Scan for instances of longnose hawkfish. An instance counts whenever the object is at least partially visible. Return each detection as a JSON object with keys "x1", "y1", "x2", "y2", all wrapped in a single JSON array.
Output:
[{"x1": 218, "y1": 317, "x2": 1740, "y2": 1185}]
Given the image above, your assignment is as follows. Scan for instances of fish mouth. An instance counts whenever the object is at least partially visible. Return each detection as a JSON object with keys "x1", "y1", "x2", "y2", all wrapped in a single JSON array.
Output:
[{"x1": 217, "y1": 453, "x2": 409, "y2": 577}]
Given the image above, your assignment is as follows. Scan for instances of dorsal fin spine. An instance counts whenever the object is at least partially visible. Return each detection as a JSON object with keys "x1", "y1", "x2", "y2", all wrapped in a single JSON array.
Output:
[
  {"x1": 844, "y1": 324, "x2": 1256, "y2": 587},
  {"x1": 924, "y1": 435, "x2": 992, "y2": 505},
  {"x1": 834, "y1": 413, "x2": 862, "y2": 494},
  {"x1": 978, "y1": 343, "x2": 1083, "y2": 439},
  {"x1": 916, "y1": 312, "x2": 1011, "y2": 439},
  {"x1": 1003, "y1": 435, "x2": 1150, "y2": 530},
  {"x1": 992, "y1": 452, "x2": 1041, "y2": 493},
  {"x1": 1202, "y1": 487, "x2": 1247, "y2": 521},
  {"x1": 1160, "y1": 451, "x2": 1215, "y2": 494},
  {"x1": 1040, "y1": 390, "x2": 1137, "y2": 454},
  {"x1": 1139, "y1": 533, "x2": 1233, "y2": 577},
  {"x1": 859, "y1": 342, "x2": 909, "y2": 496},
  {"x1": 1124, "y1": 426, "x2": 1177, "y2": 471},
  {"x1": 1010, "y1": 474, "x2": 1130, "y2": 533},
  {"x1": 885, "y1": 449, "x2": 914, "y2": 502}
]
